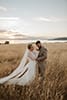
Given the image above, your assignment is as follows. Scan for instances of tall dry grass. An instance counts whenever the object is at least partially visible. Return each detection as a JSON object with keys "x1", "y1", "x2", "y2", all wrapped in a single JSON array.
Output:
[{"x1": 0, "y1": 43, "x2": 67, "y2": 100}]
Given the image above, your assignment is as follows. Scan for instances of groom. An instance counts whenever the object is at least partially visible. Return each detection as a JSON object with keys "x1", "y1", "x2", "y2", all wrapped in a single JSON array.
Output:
[{"x1": 36, "y1": 41, "x2": 47, "y2": 81}]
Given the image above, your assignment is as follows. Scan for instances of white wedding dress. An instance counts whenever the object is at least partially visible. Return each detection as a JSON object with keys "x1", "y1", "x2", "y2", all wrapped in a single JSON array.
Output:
[{"x1": 0, "y1": 49, "x2": 39, "y2": 86}]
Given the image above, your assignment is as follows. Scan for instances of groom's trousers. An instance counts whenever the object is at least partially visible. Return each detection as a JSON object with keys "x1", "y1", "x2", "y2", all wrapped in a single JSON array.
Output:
[{"x1": 37, "y1": 60, "x2": 47, "y2": 80}]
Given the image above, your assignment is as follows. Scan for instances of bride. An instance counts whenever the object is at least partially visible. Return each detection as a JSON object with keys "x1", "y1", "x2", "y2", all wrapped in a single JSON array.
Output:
[{"x1": 0, "y1": 43, "x2": 39, "y2": 86}]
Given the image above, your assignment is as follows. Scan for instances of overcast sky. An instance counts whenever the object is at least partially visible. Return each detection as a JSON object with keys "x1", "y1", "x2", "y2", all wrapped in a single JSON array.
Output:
[{"x1": 0, "y1": 0, "x2": 67, "y2": 37}]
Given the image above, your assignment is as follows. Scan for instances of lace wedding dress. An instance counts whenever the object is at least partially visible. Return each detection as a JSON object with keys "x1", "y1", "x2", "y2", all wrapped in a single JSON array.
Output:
[{"x1": 0, "y1": 49, "x2": 39, "y2": 85}]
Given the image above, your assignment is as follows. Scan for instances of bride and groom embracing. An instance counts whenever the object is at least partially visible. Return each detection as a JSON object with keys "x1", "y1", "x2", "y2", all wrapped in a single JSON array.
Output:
[{"x1": 0, "y1": 41, "x2": 47, "y2": 86}]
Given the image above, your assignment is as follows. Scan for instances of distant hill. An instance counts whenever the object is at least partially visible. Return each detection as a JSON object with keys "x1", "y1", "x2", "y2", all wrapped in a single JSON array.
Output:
[{"x1": 49, "y1": 37, "x2": 67, "y2": 40}]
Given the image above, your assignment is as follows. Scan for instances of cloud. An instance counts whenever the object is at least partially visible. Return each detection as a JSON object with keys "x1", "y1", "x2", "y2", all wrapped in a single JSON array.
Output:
[
  {"x1": 0, "y1": 17, "x2": 21, "y2": 31},
  {"x1": 0, "y1": 17, "x2": 30, "y2": 33},
  {"x1": 34, "y1": 17, "x2": 52, "y2": 22},
  {"x1": 33, "y1": 17, "x2": 67, "y2": 22},
  {"x1": 0, "y1": 6, "x2": 7, "y2": 12},
  {"x1": 0, "y1": 17, "x2": 20, "y2": 20}
]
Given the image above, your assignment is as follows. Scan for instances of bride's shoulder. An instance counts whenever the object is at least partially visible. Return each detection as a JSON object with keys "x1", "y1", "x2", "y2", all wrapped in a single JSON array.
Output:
[{"x1": 27, "y1": 49, "x2": 39, "y2": 55}]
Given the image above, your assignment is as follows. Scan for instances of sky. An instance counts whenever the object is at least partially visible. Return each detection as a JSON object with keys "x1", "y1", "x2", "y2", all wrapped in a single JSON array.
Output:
[{"x1": 0, "y1": 0, "x2": 67, "y2": 37}]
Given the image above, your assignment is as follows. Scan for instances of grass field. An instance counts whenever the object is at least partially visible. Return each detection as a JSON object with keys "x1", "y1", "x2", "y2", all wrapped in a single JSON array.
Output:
[{"x1": 0, "y1": 43, "x2": 67, "y2": 100}]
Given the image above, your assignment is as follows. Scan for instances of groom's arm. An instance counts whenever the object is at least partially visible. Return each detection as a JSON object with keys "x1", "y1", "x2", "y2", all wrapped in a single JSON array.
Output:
[{"x1": 36, "y1": 48, "x2": 47, "y2": 61}]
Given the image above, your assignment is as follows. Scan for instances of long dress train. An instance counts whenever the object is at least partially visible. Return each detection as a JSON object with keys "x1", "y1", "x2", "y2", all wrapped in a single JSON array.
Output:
[{"x1": 0, "y1": 49, "x2": 39, "y2": 85}]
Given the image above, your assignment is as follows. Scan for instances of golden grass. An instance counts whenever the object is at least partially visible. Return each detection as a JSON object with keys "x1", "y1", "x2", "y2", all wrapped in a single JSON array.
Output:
[{"x1": 0, "y1": 43, "x2": 67, "y2": 100}]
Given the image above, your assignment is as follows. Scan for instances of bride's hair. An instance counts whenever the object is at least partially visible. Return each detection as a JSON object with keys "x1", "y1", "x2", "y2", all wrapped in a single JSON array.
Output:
[{"x1": 28, "y1": 44, "x2": 32, "y2": 49}]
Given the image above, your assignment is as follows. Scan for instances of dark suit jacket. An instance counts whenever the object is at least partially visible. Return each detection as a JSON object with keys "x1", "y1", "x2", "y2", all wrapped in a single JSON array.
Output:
[
  {"x1": 37, "y1": 46, "x2": 47, "y2": 61},
  {"x1": 37, "y1": 46, "x2": 47, "y2": 75}
]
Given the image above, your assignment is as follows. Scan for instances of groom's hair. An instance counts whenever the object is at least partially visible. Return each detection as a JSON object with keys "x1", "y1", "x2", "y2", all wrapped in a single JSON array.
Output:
[
  {"x1": 36, "y1": 40, "x2": 41, "y2": 44},
  {"x1": 28, "y1": 44, "x2": 32, "y2": 49}
]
